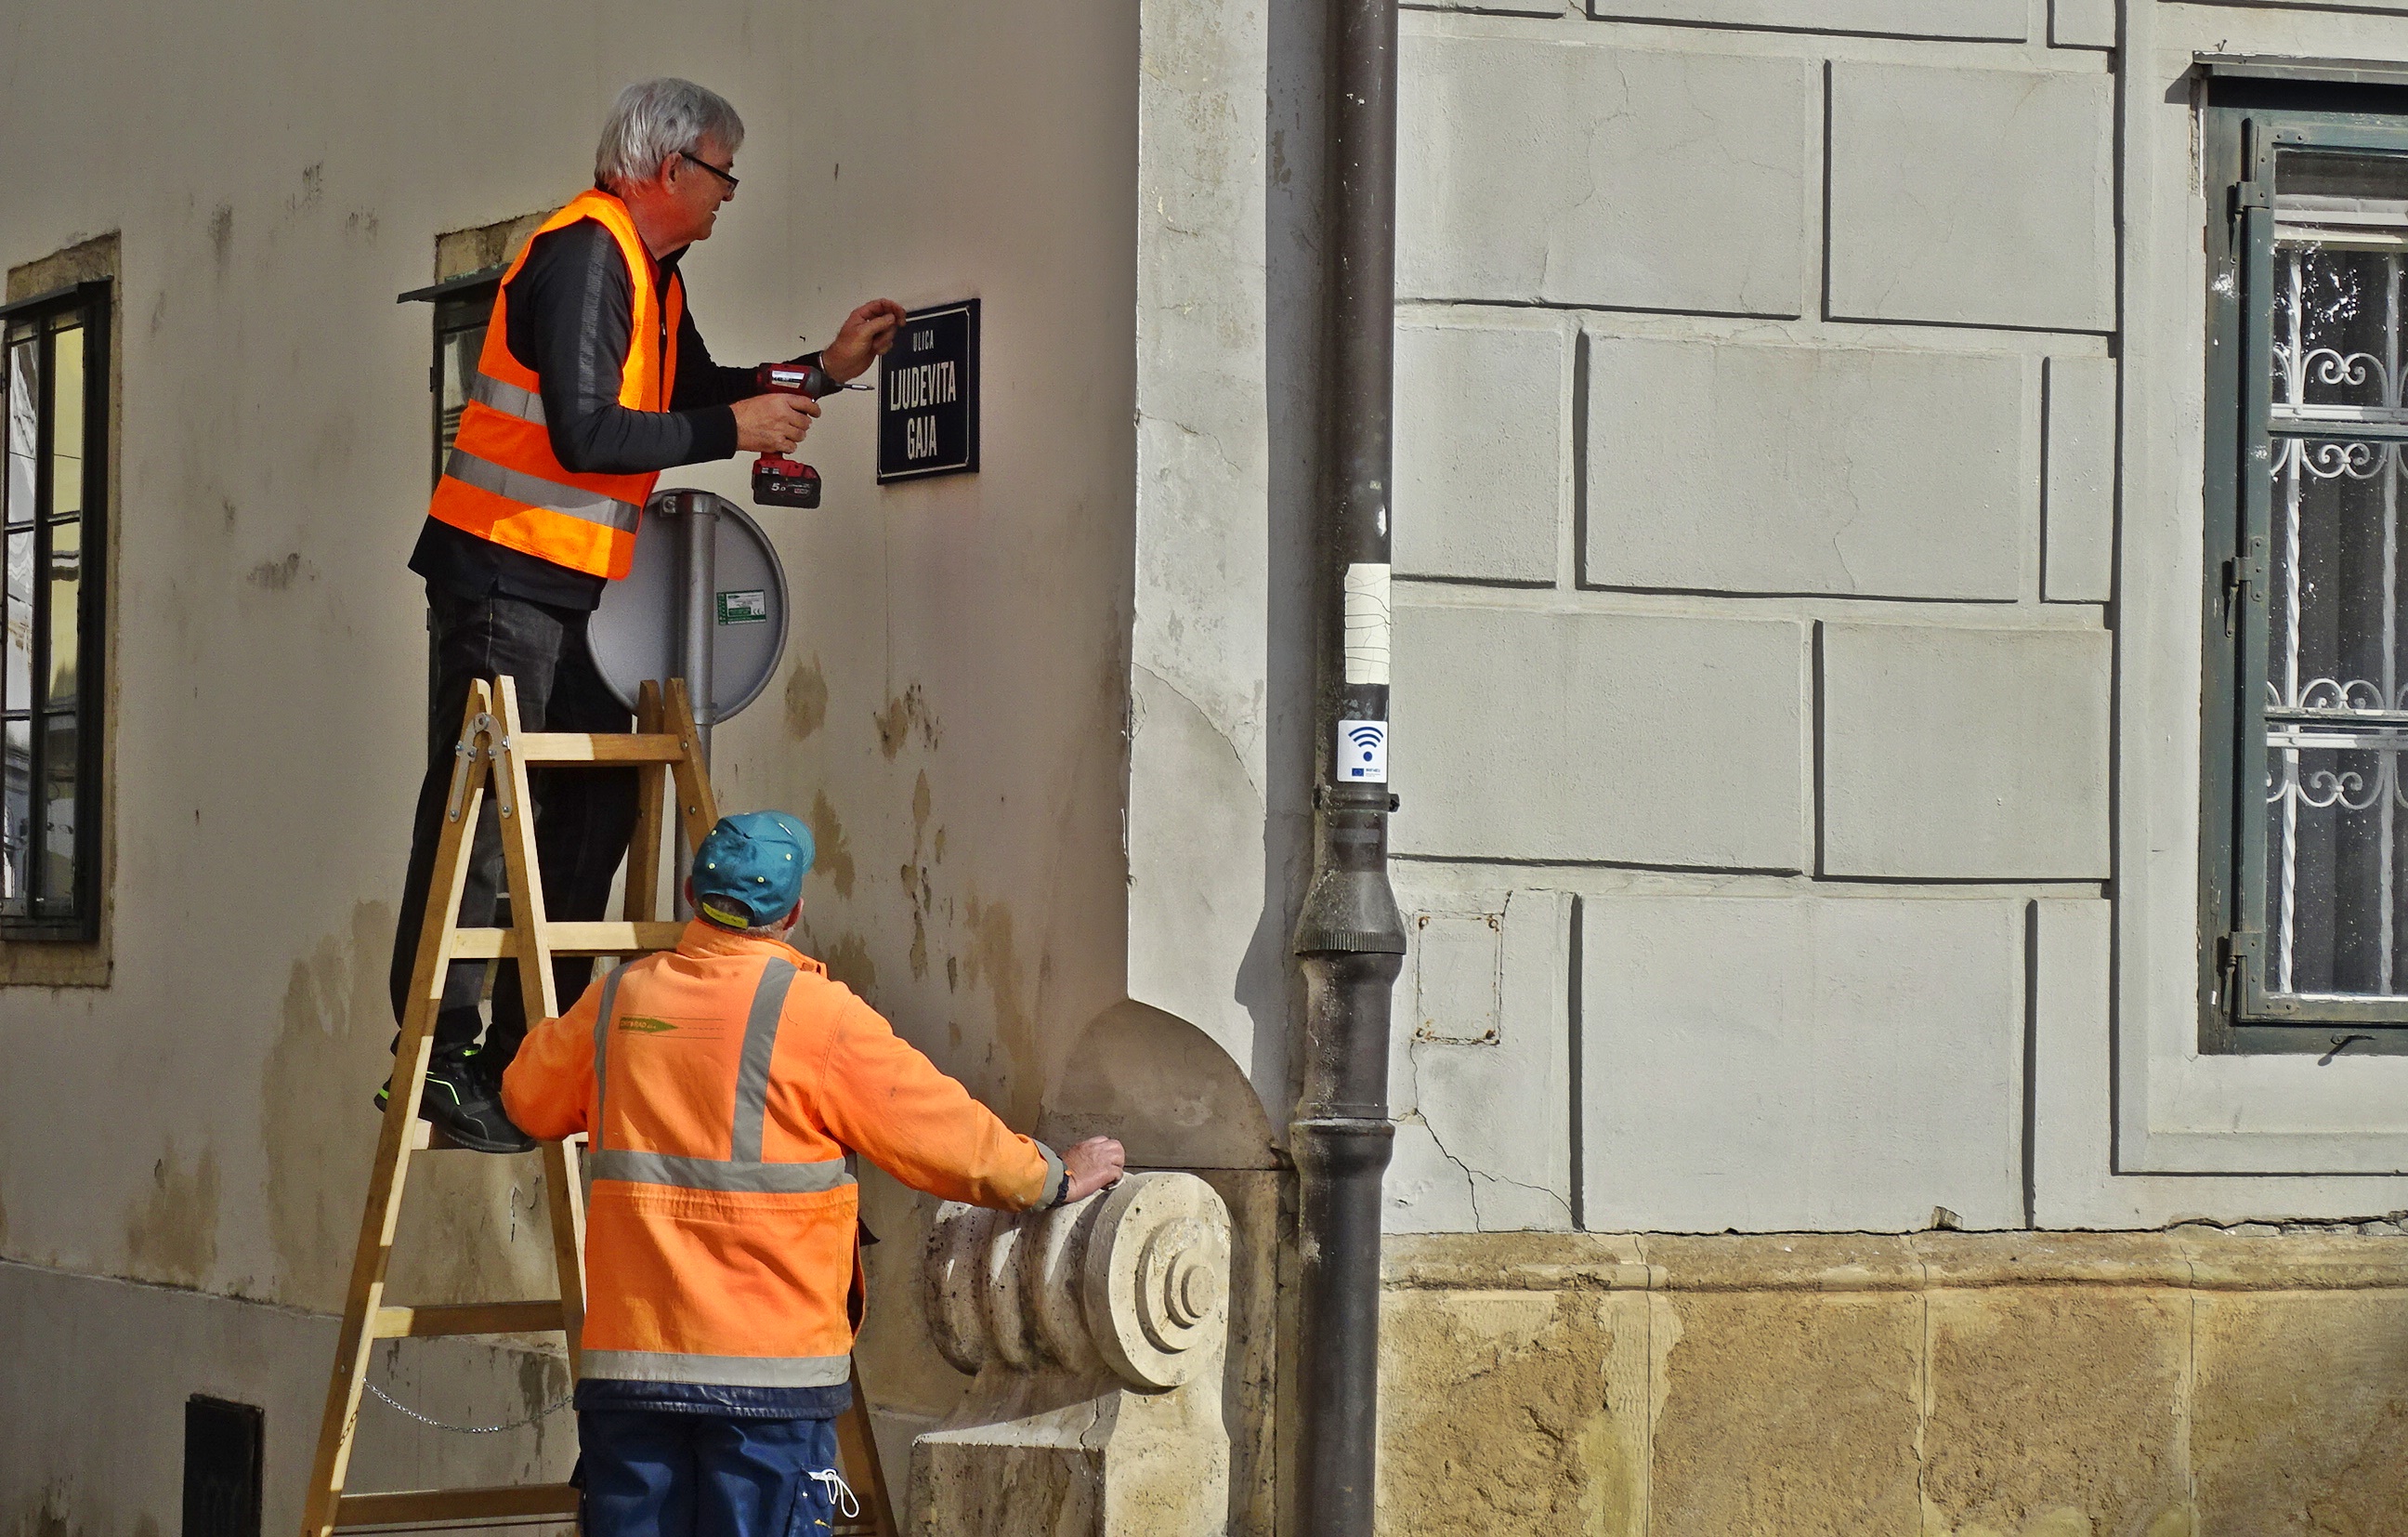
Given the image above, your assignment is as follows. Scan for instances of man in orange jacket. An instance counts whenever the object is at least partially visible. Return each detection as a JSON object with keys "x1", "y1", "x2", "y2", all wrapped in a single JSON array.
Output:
[
  {"x1": 386, "y1": 76, "x2": 908, "y2": 1151},
  {"x1": 504, "y1": 810, "x2": 1124, "y2": 1537}
]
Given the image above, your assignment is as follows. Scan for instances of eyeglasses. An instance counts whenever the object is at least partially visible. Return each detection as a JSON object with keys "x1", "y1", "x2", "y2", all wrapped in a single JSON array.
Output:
[{"x1": 678, "y1": 150, "x2": 739, "y2": 191}]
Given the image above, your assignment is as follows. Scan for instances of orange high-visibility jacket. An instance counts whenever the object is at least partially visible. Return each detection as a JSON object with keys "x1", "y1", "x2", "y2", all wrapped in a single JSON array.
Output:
[
  {"x1": 502, "y1": 920, "x2": 1064, "y2": 1388},
  {"x1": 425, "y1": 188, "x2": 681, "y2": 580}
]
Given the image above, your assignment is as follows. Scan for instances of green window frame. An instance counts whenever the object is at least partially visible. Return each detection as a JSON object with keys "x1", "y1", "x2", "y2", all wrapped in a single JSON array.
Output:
[
  {"x1": 2201, "y1": 76, "x2": 2408, "y2": 1052},
  {"x1": 0, "y1": 280, "x2": 108, "y2": 941}
]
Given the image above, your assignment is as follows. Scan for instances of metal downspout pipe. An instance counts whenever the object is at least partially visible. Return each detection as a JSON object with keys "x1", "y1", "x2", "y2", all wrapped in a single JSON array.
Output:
[{"x1": 1290, "y1": 0, "x2": 1407, "y2": 1532}]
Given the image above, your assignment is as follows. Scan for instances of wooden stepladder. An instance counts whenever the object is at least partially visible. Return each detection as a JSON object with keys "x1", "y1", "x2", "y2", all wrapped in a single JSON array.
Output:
[{"x1": 300, "y1": 676, "x2": 899, "y2": 1537}]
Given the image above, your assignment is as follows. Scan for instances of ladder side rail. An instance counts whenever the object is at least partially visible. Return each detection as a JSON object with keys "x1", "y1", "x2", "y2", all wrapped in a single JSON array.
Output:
[
  {"x1": 836, "y1": 1365, "x2": 902, "y2": 1537},
  {"x1": 489, "y1": 676, "x2": 590, "y2": 1379},
  {"x1": 301, "y1": 683, "x2": 500, "y2": 1537},
  {"x1": 624, "y1": 680, "x2": 668, "y2": 925},
  {"x1": 663, "y1": 678, "x2": 721, "y2": 846}
]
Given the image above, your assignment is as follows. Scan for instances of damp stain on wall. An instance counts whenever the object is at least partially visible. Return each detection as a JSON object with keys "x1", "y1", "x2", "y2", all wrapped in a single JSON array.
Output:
[
  {"x1": 961, "y1": 896, "x2": 1042, "y2": 1128},
  {"x1": 245, "y1": 552, "x2": 313, "y2": 590},
  {"x1": 123, "y1": 1140, "x2": 220, "y2": 1289},
  {"x1": 807, "y1": 792, "x2": 856, "y2": 897},
  {"x1": 784, "y1": 653, "x2": 829, "y2": 742},
  {"x1": 818, "y1": 933, "x2": 879, "y2": 1002},
  {"x1": 261, "y1": 900, "x2": 393, "y2": 1311},
  {"x1": 874, "y1": 682, "x2": 942, "y2": 760},
  {"x1": 903, "y1": 769, "x2": 948, "y2": 982}
]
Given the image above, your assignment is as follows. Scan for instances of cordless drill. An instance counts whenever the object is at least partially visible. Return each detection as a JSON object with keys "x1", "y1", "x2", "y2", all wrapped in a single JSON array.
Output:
[{"x1": 751, "y1": 361, "x2": 840, "y2": 508}]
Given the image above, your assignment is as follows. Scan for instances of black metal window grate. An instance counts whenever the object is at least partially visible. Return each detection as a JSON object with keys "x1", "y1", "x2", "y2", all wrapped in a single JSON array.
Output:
[{"x1": 181, "y1": 1396, "x2": 263, "y2": 1537}]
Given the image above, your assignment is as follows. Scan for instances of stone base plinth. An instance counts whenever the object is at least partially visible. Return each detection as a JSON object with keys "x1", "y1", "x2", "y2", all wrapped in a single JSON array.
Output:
[{"x1": 1378, "y1": 1229, "x2": 2408, "y2": 1537}]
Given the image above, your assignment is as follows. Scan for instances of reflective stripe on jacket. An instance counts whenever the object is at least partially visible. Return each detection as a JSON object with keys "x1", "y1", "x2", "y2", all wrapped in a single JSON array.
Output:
[
  {"x1": 501, "y1": 920, "x2": 1064, "y2": 1387},
  {"x1": 425, "y1": 189, "x2": 683, "y2": 580}
]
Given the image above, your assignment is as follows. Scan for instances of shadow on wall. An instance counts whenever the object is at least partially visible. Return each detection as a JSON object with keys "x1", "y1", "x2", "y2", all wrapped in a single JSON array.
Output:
[{"x1": 1040, "y1": 1000, "x2": 1280, "y2": 1172}]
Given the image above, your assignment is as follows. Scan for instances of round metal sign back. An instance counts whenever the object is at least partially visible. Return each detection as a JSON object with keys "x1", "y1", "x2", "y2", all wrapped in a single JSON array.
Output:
[{"x1": 586, "y1": 489, "x2": 790, "y2": 720}]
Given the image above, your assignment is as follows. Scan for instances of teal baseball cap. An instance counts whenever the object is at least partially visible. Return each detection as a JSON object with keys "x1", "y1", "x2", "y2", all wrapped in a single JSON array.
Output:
[{"x1": 691, "y1": 810, "x2": 815, "y2": 929}]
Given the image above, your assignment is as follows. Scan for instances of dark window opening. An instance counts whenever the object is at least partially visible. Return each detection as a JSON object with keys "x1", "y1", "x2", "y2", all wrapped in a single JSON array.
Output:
[
  {"x1": 181, "y1": 1395, "x2": 264, "y2": 1537},
  {"x1": 400, "y1": 266, "x2": 503, "y2": 752},
  {"x1": 0, "y1": 279, "x2": 107, "y2": 940}
]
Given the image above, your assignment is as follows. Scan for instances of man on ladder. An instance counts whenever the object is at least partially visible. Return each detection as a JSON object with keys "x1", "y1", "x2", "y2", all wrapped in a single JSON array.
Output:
[
  {"x1": 387, "y1": 76, "x2": 906, "y2": 1149},
  {"x1": 501, "y1": 810, "x2": 1128, "y2": 1534}
]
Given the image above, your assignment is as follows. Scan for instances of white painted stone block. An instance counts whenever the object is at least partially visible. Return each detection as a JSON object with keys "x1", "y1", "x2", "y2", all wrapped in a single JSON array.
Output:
[
  {"x1": 1591, "y1": 0, "x2": 2024, "y2": 39},
  {"x1": 1391, "y1": 605, "x2": 1808, "y2": 869},
  {"x1": 1388, "y1": 890, "x2": 1576, "y2": 1232},
  {"x1": 1398, "y1": 35, "x2": 1811, "y2": 316},
  {"x1": 1581, "y1": 895, "x2": 2025, "y2": 1232},
  {"x1": 1820, "y1": 624, "x2": 2111, "y2": 879},
  {"x1": 1584, "y1": 335, "x2": 2034, "y2": 599},
  {"x1": 2045, "y1": 356, "x2": 2115, "y2": 603},
  {"x1": 2049, "y1": 0, "x2": 2115, "y2": 48},
  {"x1": 1385, "y1": 1117, "x2": 1480, "y2": 1233},
  {"x1": 1828, "y1": 64, "x2": 2114, "y2": 333},
  {"x1": 1394, "y1": 319, "x2": 1566, "y2": 585}
]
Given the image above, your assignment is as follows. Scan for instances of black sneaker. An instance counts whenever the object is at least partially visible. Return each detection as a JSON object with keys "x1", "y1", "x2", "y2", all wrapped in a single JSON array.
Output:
[{"x1": 374, "y1": 1047, "x2": 536, "y2": 1154}]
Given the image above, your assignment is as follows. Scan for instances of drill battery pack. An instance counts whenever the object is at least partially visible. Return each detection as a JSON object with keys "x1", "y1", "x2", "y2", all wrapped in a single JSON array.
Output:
[{"x1": 752, "y1": 453, "x2": 822, "y2": 509}]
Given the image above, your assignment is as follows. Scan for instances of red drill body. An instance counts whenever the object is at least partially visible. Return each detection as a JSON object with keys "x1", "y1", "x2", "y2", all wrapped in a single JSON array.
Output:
[{"x1": 752, "y1": 361, "x2": 838, "y2": 509}]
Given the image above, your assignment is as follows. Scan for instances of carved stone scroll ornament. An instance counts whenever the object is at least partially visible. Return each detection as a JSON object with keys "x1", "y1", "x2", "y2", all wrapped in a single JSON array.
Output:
[{"x1": 912, "y1": 1172, "x2": 1233, "y2": 1536}]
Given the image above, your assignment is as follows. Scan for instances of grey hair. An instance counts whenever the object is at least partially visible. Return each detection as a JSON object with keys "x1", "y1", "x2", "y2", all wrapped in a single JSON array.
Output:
[{"x1": 595, "y1": 78, "x2": 745, "y2": 191}]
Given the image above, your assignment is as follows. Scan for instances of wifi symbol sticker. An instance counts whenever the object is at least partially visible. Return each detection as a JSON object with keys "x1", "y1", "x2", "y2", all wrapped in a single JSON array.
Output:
[{"x1": 1337, "y1": 718, "x2": 1388, "y2": 782}]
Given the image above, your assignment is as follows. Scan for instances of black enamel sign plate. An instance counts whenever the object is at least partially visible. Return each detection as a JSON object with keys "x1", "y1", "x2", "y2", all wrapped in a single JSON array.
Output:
[{"x1": 877, "y1": 298, "x2": 979, "y2": 484}]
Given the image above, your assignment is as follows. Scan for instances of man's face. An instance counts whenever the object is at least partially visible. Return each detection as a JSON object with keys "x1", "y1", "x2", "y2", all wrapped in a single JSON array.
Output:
[{"x1": 665, "y1": 137, "x2": 737, "y2": 246}]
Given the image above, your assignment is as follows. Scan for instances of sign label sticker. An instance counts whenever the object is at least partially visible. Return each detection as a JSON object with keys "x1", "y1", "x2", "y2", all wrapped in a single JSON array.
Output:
[
  {"x1": 716, "y1": 589, "x2": 769, "y2": 625},
  {"x1": 1338, "y1": 718, "x2": 1388, "y2": 782},
  {"x1": 877, "y1": 299, "x2": 980, "y2": 484}
]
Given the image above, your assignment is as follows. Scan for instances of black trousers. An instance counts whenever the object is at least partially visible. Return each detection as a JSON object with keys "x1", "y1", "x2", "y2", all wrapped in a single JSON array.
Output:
[{"x1": 389, "y1": 586, "x2": 637, "y2": 1062}]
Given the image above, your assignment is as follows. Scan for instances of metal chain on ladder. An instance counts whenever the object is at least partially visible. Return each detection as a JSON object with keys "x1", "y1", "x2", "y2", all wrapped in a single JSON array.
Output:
[{"x1": 362, "y1": 1378, "x2": 573, "y2": 1436}]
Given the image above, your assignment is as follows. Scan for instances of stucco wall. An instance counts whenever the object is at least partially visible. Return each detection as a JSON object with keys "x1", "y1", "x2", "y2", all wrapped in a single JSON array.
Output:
[{"x1": 0, "y1": 0, "x2": 1137, "y2": 1522}]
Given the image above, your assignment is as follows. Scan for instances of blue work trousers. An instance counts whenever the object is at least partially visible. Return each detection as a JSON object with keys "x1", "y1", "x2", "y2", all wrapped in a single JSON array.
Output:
[{"x1": 578, "y1": 1408, "x2": 844, "y2": 1537}]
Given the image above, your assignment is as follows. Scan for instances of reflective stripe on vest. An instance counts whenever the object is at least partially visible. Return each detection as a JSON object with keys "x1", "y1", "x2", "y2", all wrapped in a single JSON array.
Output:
[
  {"x1": 423, "y1": 188, "x2": 681, "y2": 580},
  {"x1": 590, "y1": 956, "x2": 854, "y2": 1195},
  {"x1": 442, "y1": 448, "x2": 641, "y2": 533},
  {"x1": 466, "y1": 373, "x2": 546, "y2": 425},
  {"x1": 578, "y1": 1348, "x2": 853, "y2": 1389}
]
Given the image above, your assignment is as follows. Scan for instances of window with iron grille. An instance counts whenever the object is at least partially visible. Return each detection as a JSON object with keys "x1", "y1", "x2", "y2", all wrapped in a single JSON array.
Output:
[{"x1": 0, "y1": 280, "x2": 106, "y2": 939}]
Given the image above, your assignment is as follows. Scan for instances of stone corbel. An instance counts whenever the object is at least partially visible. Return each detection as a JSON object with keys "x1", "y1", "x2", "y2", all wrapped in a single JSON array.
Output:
[{"x1": 913, "y1": 1172, "x2": 1233, "y2": 1536}]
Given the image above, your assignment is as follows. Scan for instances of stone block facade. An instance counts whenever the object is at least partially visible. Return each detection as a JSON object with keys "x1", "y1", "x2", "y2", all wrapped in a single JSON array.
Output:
[
  {"x1": 1387, "y1": 2, "x2": 2137, "y2": 1241},
  {"x1": 1583, "y1": 337, "x2": 2035, "y2": 599},
  {"x1": 1377, "y1": 1230, "x2": 2408, "y2": 1537},
  {"x1": 1397, "y1": 37, "x2": 1813, "y2": 315}
]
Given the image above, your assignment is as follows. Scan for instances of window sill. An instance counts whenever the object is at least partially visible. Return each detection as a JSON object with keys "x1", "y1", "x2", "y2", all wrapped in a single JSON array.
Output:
[{"x1": 0, "y1": 936, "x2": 111, "y2": 987}]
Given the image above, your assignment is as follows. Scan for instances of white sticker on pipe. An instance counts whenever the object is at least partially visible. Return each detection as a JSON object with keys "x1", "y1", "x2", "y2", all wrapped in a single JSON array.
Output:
[
  {"x1": 1337, "y1": 719, "x2": 1388, "y2": 782},
  {"x1": 1343, "y1": 562, "x2": 1392, "y2": 686}
]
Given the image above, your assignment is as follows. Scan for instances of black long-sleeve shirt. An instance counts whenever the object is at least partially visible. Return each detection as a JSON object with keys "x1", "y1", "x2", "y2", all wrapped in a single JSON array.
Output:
[{"x1": 410, "y1": 220, "x2": 791, "y2": 611}]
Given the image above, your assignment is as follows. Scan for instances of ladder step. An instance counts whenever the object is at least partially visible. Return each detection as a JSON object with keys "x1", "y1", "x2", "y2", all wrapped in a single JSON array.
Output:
[
  {"x1": 512, "y1": 731, "x2": 688, "y2": 765},
  {"x1": 372, "y1": 1301, "x2": 566, "y2": 1338},
  {"x1": 334, "y1": 1484, "x2": 579, "y2": 1528},
  {"x1": 451, "y1": 921, "x2": 685, "y2": 960}
]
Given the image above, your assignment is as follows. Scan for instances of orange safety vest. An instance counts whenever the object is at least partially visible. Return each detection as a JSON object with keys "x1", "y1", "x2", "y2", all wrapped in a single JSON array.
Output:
[
  {"x1": 501, "y1": 921, "x2": 1061, "y2": 1388},
  {"x1": 425, "y1": 189, "x2": 683, "y2": 581}
]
